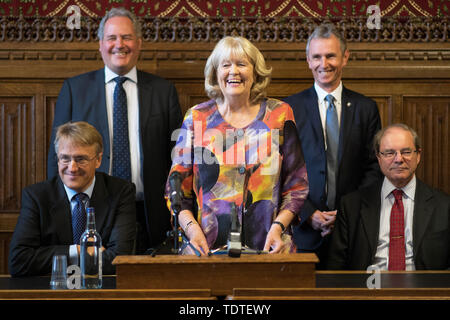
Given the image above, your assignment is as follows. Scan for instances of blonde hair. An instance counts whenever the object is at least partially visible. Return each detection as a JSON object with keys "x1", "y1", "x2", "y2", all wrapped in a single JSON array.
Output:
[
  {"x1": 204, "y1": 36, "x2": 272, "y2": 104},
  {"x1": 54, "y1": 121, "x2": 103, "y2": 155}
]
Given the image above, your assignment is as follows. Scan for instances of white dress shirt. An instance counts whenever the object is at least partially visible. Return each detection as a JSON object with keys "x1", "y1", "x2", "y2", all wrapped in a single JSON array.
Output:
[
  {"x1": 370, "y1": 176, "x2": 416, "y2": 271},
  {"x1": 314, "y1": 81, "x2": 343, "y2": 150},
  {"x1": 104, "y1": 66, "x2": 143, "y2": 200},
  {"x1": 63, "y1": 178, "x2": 95, "y2": 266}
]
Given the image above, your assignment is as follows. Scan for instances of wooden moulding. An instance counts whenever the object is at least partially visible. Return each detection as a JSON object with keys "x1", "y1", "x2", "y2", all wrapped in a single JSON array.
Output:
[
  {"x1": 228, "y1": 288, "x2": 450, "y2": 300},
  {"x1": 113, "y1": 253, "x2": 318, "y2": 296}
]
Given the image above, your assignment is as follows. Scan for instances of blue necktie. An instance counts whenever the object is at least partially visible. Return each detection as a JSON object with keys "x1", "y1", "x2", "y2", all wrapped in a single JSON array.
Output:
[
  {"x1": 72, "y1": 193, "x2": 89, "y2": 244},
  {"x1": 325, "y1": 94, "x2": 339, "y2": 209},
  {"x1": 112, "y1": 76, "x2": 131, "y2": 181}
]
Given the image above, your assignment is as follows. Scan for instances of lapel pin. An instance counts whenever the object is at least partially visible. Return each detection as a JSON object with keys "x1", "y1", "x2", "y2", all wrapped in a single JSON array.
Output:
[{"x1": 347, "y1": 102, "x2": 351, "y2": 107}]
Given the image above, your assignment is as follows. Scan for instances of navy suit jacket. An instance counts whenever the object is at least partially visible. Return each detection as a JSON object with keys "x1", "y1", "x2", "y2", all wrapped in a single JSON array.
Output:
[
  {"x1": 9, "y1": 172, "x2": 136, "y2": 276},
  {"x1": 47, "y1": 68, "x2": 182, "y2": 247},
  {"x1": 284, "y1": 86, "x2": 382, "y2": 260},
  {"x1": 327, "y1": 179, "x2": 450, "y2": 270}
]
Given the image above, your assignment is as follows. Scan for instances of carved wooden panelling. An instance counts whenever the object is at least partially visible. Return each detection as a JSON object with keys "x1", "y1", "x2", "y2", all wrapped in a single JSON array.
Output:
[
  {"x1": 0, "y1": 14, "x2": 450, "y2": 272},
  {"x1": 0, "y1": 235, "x2": 11, "y2": 274},
  {"x1": 402, "y1": 97, "x2": 449, "y2": 194},
  {"x1": 174, "y1": 81, "x2": 207, "y2": 115},
  {"x1": 0, "y1": 96, "x2": 35, "y2": 213},
  {"x1": 370, "y1": 96, "x2": 393, "y2": 128},
  {"x1": 1, "y1": 17, "x2": 448, "y2": 44},
  {"x1": 45, "y1": 96, "x2": 58, "y2": 161}
]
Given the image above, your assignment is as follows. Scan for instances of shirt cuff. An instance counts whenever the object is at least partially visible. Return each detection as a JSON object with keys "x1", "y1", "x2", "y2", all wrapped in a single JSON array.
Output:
[{"x1": 69, "y1": 244, "x2": 79, "y2": 266}]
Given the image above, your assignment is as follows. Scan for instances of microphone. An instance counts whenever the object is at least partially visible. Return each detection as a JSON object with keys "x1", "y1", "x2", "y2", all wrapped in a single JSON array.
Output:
[
  {"x1": 227, "y1": 202, "x2": 242, "y2": 257},
  {"x1": 169, "y1": 171, "x2": 182, "y2": 214}
]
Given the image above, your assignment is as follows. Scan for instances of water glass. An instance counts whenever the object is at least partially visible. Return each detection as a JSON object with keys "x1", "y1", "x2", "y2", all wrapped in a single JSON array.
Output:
[{"x1": 50, "y1": 254, "x2": 67, "y2": 290}]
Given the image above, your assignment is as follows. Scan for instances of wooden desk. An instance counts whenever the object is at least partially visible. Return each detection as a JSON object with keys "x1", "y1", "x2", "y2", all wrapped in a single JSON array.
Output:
[
  {"x1": 228, "y1": 271, "x2": 450, "y2": 300},
  {"x1": 113, "y1": 253, "x2": 318, "y2": 296},
  {"x1": 0, "y1": 288, "x2": 214, "y2": 300},
  {"x1": 0, "y1": 275, "x2": 214, "y2": 300},
  {"x1": 228, "y1": 287, "x2": 450, "y2": 300},
  {"x1": 1, "y1": 268, "x2": 449, "y2": 300}
]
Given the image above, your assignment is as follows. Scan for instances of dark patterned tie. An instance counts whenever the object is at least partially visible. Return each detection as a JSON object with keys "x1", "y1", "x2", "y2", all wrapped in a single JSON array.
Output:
[
  {"x1": 72, "y1": 193, "x2": 89, "y2": 244},
  {"x1": 112, "y1": 76, "x2": 131, "y2": 181},
  {"x1": 325, "y1": 94, "x2": 339, "y2": 209},
  {"x1": 388, "y1": 189, "x2": 406, "y2": 270}
]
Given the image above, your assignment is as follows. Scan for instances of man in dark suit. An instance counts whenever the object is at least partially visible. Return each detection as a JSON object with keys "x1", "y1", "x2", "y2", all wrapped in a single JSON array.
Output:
[
  {"x1": 10, "y1": 121, "x2": 136, "y2": 276},
  {"x1": 47, "y1": 8, "x2": 182, "y2": 253},
  {"x1": 328, "y1": 124, "x2": 449, "y2": 270},
  {"x1": 284, "y1": 23, "x2": 382, "y2": 267}
]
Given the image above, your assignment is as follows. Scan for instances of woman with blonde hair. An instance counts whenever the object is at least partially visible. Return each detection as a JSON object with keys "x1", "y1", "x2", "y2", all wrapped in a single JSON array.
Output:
[{"x1": 166, "y1": 36, "x2": 308, "y2": 255}]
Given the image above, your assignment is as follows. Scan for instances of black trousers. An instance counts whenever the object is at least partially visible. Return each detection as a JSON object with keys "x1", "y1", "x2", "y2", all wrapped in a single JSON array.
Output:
[{"x1": 135, "y1": 200, "x2": 149, "y2": 254}]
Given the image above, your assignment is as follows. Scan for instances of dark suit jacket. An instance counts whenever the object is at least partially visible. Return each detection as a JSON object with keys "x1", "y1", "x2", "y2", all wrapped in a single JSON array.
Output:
[
  {"x1": 284, "y1": 86, "x2": 382, "y2": 261},
  {"x1": 327, "y1": 179, "x2": 450, "y2": 270},
  {"x1": 47, "y1": 68, "x2": 182, "y2": 247},
  {"x1": 9, "y1": 172, "x2": 136, "y2": 277}
]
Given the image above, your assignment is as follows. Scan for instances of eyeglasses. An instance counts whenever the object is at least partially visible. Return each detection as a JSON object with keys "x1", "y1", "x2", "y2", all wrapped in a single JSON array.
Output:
[
  {"x1": 57, "y1": 155, "x2": 97, "y2": 166},
  {"x1": 378, "y1": 149, "x2": 418, "y2": 160}
]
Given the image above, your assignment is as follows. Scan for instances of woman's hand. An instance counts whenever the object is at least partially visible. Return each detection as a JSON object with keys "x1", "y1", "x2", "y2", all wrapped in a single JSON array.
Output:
[
  {"x1": 263, "y1": 209, "x2": 295, "y2": 253},
  {"x1": 184, "y1": 222, "x2": 210, "y2": 256},
  {"x1": 179, "y1": 210, "x2": 210, "y2": 256},
  {"x1": 263, "y1": 224, "x2": 286, "y2": 253}
]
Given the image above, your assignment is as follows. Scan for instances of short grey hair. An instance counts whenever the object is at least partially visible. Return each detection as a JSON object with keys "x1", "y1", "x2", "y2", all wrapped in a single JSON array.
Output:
[
  {"x1": 97, "y1": 7, "x2": 142, "y2": 39},
  {"x1": 306, "y1": 23, "x2": 347, "y2": 56},
  {"x1": 373, "y1": 123, "x2": 422, "y2": 154}
]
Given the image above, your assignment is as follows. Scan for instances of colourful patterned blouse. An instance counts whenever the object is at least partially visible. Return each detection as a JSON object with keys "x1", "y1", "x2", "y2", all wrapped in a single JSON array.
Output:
[{"x1": 166, "y1": 98, "x2": 308, "y2": 250}]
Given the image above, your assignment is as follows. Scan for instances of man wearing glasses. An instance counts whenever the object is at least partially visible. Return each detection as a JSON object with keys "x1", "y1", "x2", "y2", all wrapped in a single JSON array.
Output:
[
  {"x1": 9, "y1": 121, "x2": 136, "y2": 276},
  {"x1": 327, "y1": 123, "x2": 449, "y2": 270}
]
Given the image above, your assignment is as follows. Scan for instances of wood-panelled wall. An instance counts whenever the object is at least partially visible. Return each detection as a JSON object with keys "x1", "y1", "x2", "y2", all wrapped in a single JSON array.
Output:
[{"x1": 0, "y1": 18, "x2": 449, "y2": 274}]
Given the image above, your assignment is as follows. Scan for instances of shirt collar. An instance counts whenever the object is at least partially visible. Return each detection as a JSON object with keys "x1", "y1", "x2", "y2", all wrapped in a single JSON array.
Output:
[
  {"x1": 104, "y1": 66, "x2": 137, "y2": 84},
  {"x1": 381, "y1": 175, "x2": 416, "y2": 201},
  {"x1": 63, "y1": 176, "x2": 96, "y2": 202},
  {"x1": 314, "y1": 81, "x2": 343, "y2": 104}
]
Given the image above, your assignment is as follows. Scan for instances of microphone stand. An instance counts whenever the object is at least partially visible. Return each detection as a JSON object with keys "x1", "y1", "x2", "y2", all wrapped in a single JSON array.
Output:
[
  {"x1": 150, "y1": 172, "x2": 184, "y2": 256},
  {"x1": 171, "y1": 204, "x2": 181, "y2": 254},
  {"x1": 150, "y1": 203, "x2": 182, "y2": 257}
]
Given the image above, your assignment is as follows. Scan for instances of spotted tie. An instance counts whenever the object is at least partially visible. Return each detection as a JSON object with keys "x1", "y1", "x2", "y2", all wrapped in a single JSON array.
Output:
[
  {"x1": 112, "y1": 76, "x2": 131, "y2": 181},
  {"x1": 72, "y1": 193, "x2": 89, "y2": 244}
]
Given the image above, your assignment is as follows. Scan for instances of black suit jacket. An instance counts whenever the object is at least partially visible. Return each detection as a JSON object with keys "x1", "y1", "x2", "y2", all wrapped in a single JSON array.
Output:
[
  {"x1": 284, "y1": 86, "x2": 382, "y2": 260},
  {"x1": 9, "y1": 172, "x2": 136, "y2": 276},
  {"x1": 47, "y1": 68, "x2": 182, "y2": 247},
  {"x1": 327, "y1": 179, "x2": 450, "y2": 270}
]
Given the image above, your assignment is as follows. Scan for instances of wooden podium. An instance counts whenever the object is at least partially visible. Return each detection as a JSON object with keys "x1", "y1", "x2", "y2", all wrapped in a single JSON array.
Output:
[{"x1": 113, "y1": 253, "x2": 318, "y2": 296}]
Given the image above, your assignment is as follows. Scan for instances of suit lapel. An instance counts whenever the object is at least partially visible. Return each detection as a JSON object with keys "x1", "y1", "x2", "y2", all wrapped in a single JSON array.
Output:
[
  {"x1": 137, "y1": 70, "x2": 152, "y2": 168},
  {"x1": 93, "y1": 69, "x2": 110, "y2": 173},
  {"x1": 307, "y1": 87, "x2": 326, "y2": 149},
  {"x1": 359, "y1": 183, "x2": 382, "y2": 258},
  {"x1": 137, "y1": 70, "x2": 152, "y2": 134},
  {"x1": 89, "y1": 173, "x2": 110, "y2": 232},
  {"x1": 50, "y1": 179, "x2": 73, "y2": 244},
  {"x1": 412, "y1": 179, "x2": 434, "y2": 257},
  {"x1": 338, "y1": 87, "x2": 356, "y2": 165}
]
